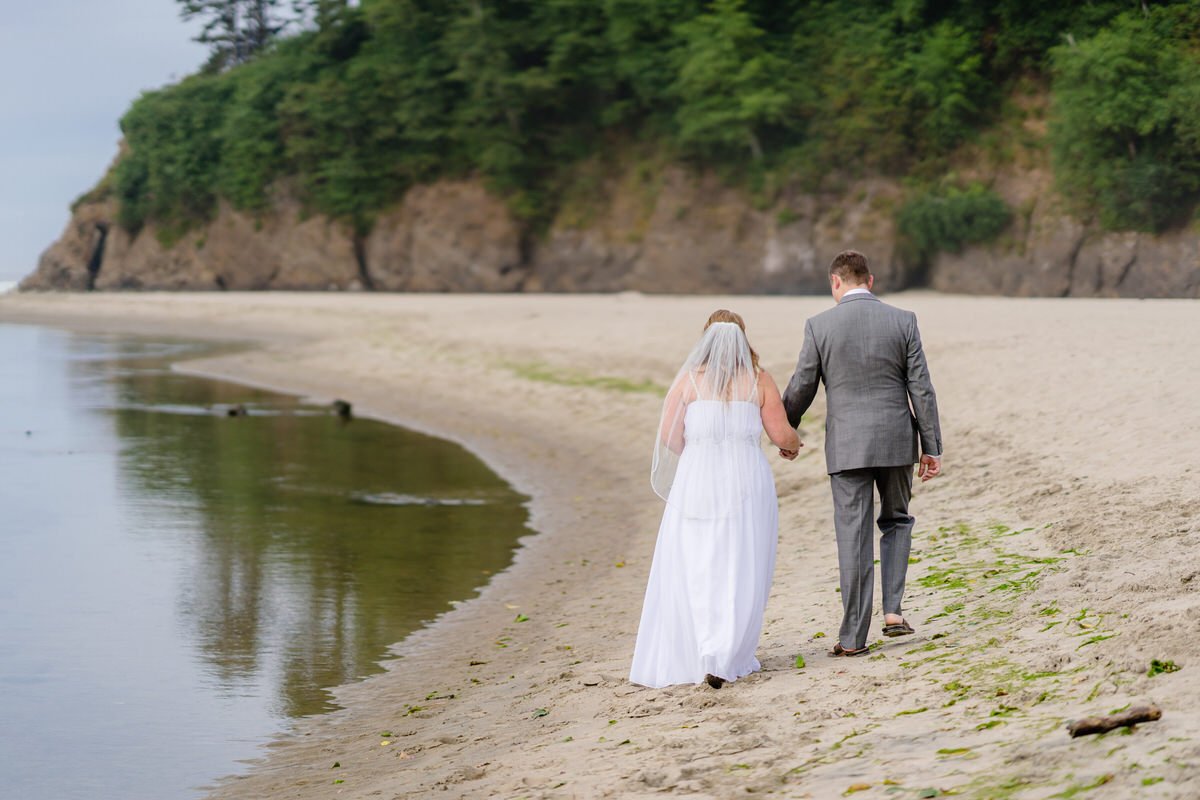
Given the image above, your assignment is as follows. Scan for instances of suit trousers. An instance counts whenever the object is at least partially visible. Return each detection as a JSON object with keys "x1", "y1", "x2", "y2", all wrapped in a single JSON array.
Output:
[{"x1": 830, "y1": 465, "x2": 914, "y2": 650}]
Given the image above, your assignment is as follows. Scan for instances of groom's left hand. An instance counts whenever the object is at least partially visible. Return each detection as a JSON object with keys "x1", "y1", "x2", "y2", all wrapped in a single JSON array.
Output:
[{"x1": 918, "y1": 454, "x2": 942, "y2": 482}]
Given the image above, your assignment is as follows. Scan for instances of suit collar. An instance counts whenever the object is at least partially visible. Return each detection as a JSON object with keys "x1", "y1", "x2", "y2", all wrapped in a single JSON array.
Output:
[{"x1": 838, "y1": 291, "x2": 879, "y2": 305}]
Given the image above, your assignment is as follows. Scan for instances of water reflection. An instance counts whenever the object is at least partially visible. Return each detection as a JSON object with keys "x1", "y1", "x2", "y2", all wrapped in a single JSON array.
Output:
[{"x1": 83, "y1": 347, "x2": 529, "y2": 718}]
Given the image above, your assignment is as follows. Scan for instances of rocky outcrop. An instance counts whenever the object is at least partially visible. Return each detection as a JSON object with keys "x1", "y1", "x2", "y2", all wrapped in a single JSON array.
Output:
[
  {"x1": 21, "y1": 149, "x2": 1200, "y2": 297},
  {"x1": 365, "y1": 181, "x2": 524, "y2": 291},
  {"x1": 526, "y1": 168, "x2": 905, "y2": 294},
  {"x1": 926, "y1": 166, "x2": 1200, "y2": 298},
  {"x1": 23, "y1": 189, "x2": 362, "y2": 292},
  {"x1": 24, "y1": 197, "x2": 115, "y2": 291}
]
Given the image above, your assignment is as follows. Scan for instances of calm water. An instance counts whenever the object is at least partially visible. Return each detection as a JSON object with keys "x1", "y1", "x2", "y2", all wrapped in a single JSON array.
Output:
[{"x1": 0, "y1": 324, "x2": 529, "y2": 799}]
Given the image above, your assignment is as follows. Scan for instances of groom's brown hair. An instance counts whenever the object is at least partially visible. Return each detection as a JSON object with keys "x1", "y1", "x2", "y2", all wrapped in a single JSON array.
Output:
[{"x1": 830, "y1": 250, "x2": 870, "y2": 284}]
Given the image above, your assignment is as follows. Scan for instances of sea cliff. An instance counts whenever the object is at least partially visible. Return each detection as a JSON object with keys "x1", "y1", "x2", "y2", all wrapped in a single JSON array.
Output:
[{"x1": 23, "y1": 152, "x2": 1200, "y2": 297}]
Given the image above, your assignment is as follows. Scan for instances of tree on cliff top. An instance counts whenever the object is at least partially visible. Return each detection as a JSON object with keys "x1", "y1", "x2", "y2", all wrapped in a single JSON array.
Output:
[
  {"x1": 180, "y1": 0, "x2": 288, "y2": 70},
  {"x1": 110, "y1": 0, "x2": 1200, "y2": 242}
]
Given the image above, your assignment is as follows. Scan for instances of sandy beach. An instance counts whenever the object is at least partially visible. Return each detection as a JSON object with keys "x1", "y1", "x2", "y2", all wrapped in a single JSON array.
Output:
[{"x1": 1, "y1": 290, "x2": 1197, "y2": 799}]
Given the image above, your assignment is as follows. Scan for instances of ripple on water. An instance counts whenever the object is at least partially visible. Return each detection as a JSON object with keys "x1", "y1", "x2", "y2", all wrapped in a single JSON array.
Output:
[{"x1": 352, "y1": 491, "x2": 489, "y2": 507}]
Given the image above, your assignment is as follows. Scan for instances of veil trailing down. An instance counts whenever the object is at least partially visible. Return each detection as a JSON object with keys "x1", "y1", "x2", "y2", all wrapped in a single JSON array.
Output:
[
  {"x1": 651, "y1": 322, "x2": 761, "y2": 520},
  {"x1": 631, "y1": 312, "x2": 796, "y2": 689}
]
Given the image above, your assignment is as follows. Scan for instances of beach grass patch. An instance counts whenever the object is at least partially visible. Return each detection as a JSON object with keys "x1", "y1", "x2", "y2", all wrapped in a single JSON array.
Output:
[{"x1": 508, "y1": 361, "x2": 664, "y2": 395}]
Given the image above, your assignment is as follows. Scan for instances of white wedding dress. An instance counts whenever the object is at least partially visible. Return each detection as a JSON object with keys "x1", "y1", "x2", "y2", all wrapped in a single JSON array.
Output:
[{"x1": 630, "y1": 374, "x2": 779, "y2": 688}]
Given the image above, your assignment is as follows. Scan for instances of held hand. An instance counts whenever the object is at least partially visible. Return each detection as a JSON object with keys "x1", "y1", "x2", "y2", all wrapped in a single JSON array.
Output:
[
  {"x1": 917, "y1": 454, "x2": 942, "y2": 482},
  {"x1": 779, "y1": 443, "x2": 802, "y2": 461}
]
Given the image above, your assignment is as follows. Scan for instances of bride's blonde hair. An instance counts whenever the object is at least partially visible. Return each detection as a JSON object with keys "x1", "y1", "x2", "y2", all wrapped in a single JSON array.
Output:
[{"x1": 703, "y1": 309, "x2": 760, "y2": 372}]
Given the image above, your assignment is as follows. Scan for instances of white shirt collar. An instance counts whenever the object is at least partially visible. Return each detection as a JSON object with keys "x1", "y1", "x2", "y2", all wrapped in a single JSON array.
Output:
[{"x1": 842, "y1": 287, "x2": 873, "y2": 299}]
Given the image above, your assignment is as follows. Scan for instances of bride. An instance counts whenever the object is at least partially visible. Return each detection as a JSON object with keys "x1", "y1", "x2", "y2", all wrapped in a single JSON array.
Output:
[{"x1": 630, "y1": 310, "x2": 801, "y2": 689}]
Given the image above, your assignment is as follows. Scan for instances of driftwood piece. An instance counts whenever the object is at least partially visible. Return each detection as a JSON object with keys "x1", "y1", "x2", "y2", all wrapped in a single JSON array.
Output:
[{"x1": 1068, "y1": 704, "x2": 1162, "y2": 737}]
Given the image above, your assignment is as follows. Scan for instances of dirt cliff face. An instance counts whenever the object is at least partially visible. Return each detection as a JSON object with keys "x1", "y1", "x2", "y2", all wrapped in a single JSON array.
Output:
[{"x1": 20, "y1": 151, "x2": 1200, "y2": 297}]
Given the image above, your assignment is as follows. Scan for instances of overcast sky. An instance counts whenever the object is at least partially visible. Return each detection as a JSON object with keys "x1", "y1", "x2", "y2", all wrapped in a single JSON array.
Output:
[{"x1": 0, "y1": 2, "x2": 208, "y2": 282}]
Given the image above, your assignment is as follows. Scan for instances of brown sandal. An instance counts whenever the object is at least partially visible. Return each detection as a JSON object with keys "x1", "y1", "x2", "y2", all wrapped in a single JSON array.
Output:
[
  {"x1": 828, "y1": 643, "x2": 870, "y2": 657},
  {"x1": 882, "y1": 619, "x2": 915, "y2": 638}
]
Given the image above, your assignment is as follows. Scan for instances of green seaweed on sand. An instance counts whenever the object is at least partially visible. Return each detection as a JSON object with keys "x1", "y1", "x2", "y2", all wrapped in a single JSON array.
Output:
[
  {"x1": 1049, "y1": 773, "x2": 1114, "y2": 798},
  {"x1": 926, "y1": 601, "x2": 965, "y2": 622},
  {"x1": 1148, "y1": 659, "x2": 1180, "y2": 676},
  {"x1": 918, "y1": 566, "x2": 969, "y2": 591},
  {"x1": 1077, "y1": 633, "x2": 1117, "y2": 650},
  {"x1": 949, "y1": 775, "x2": 1032, "y2": 799},
  {"x1": 937, "y1": 746, "x2": 973, "y2": 756}
]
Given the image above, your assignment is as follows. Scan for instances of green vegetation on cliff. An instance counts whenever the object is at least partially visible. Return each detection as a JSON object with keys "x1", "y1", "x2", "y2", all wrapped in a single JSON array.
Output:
[{"x1": 110, "y1": 1, "x2": 1200, "y2": 254}]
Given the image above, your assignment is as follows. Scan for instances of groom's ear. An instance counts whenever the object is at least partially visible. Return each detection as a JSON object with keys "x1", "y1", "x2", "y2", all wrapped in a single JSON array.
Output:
[{"x1": 867, "y1": 274, "x2": 875, "y2": 291}]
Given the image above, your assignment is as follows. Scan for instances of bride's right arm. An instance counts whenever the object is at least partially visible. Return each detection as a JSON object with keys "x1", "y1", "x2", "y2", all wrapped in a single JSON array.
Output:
[{"x1": 759, "y1": 371, "x2": 801, "y2": 454}]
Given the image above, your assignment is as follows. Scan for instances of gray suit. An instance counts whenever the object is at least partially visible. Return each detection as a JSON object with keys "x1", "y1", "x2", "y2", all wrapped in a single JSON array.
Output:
[{"x1": 783, "y1": 292, "x2": 941, "y2": 650}]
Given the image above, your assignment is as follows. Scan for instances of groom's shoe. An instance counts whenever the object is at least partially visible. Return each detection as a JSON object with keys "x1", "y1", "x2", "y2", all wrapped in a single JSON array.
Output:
[
  {"x1": 882, "y1": 619, "x2": 915, "y2": 638},
  {"x1": 704, "y1": 673, "x2": 725, "y2": 689},
  {"x1": 828, "y1": 643, "x2": 870, "y2": 658}
]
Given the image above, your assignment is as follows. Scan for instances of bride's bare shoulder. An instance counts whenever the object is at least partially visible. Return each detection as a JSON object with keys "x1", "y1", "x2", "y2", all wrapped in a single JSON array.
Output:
[{"x1": 756, "y1": 367, "x2": 781, "y2": 386}]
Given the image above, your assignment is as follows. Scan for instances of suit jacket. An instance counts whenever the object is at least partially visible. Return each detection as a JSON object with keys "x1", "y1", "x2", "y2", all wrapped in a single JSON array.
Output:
[{"x1": 783, "y1": 293, "x2": 942, "y2": 474}]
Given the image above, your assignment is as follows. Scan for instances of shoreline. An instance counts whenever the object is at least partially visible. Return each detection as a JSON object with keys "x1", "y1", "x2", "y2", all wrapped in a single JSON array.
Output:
[{"x1": 2, "y1": 291, "x2": 1198, "y2": 799}]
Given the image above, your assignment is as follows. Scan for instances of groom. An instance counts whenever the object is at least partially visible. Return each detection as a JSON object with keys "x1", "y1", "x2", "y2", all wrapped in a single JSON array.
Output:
[{"x1": 781, "y1": 250, "x2": 942, "y2": 657}]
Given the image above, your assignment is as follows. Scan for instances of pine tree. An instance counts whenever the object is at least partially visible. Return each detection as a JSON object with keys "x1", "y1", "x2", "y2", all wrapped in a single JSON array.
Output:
[{"x1": 178, "y1": 0, "x2": 286, "y2": 68}]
